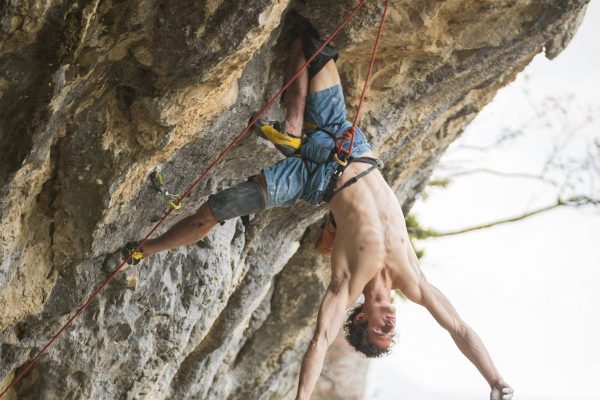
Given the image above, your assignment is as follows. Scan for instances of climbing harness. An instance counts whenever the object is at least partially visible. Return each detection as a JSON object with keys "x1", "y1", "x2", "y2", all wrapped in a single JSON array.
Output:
[
  {"x1": 0, "y1": 0, "x2": 389, "y2": 397},
  {"x1": 322, "y1": 156, "x2": 384, "y2": 202},
  {"x1": 150, "y1": 166, "x2": 182, "y2": 210}
]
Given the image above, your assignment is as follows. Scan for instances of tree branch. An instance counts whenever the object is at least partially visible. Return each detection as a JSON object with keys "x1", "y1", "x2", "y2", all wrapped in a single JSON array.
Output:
[
  {"x1": 441, "y1": 168, "x2": 558, "y2": 186},
  {"x1": 411, "y1": 196, "x2": 599, "y2": 239}
]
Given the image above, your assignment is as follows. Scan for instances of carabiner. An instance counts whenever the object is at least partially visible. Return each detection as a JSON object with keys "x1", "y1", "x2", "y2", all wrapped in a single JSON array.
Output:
[
  {"x1": 333, "y1": 153, "x2": 348, "y2": 167},
  {"x1": 150, "y1": 167, "x2": 182, "y2": 210},
  {"x1": 168, "y1": 198, "x2": 181, "y2": 210}
]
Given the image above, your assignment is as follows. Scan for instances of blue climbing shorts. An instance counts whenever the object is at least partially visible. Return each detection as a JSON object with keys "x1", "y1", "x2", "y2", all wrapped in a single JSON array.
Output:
[{"x1": 262, "y1": 84, "x2": 372, "y2": 206}]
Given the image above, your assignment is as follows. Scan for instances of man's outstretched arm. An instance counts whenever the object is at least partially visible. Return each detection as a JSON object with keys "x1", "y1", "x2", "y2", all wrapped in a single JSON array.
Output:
[
  {"x1": 295, "y1": 277, "x2": 349, "y2": 400},
  {"x1": 409, "y1": 280, "x2": 513, "y2": 399}
]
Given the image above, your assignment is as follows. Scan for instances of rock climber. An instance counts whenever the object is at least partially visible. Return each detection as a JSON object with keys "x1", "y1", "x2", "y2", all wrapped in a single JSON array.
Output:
[{"x1": 121, "y1": 23, "x2": 514, "y2": 400}]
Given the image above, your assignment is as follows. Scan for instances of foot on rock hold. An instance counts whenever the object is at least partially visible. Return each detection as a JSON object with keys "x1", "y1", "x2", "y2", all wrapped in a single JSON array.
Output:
[
  {"x1": 121, "y1": 241, "x2": 144, "y2": 265},
  {"x1": 250, "y1": 112, "x2": 302, "y2": 157}
]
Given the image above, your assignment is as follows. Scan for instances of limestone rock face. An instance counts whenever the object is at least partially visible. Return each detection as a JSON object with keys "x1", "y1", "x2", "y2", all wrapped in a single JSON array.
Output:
[{"x1": 0, "y1": 0, "x2": 588, "y2": 399}]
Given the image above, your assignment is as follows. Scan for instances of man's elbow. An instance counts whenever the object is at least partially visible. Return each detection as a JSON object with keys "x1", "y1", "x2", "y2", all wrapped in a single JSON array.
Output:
[
  {"x1": 328, "y1": 274, "x2": 349, "y2": 295},
  {"x1": 450, "y1": 320, "x2": 469, "y2": 338}
]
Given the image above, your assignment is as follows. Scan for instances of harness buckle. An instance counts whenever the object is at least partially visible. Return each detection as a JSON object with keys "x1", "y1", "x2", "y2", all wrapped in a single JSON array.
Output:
[{"x1": 333, "y1": 153, "x2": 348, "y2": 166}]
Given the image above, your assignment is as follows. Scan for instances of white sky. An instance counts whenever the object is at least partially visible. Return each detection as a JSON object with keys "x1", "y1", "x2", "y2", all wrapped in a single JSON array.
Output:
[{"x1": 366, "y1": 2, "x2": 600, "y2": 400}]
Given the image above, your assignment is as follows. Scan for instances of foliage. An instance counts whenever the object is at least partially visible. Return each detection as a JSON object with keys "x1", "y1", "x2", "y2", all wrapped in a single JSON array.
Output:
[{"x1": 405, "y1": 213, "x2": 439, "y2": 241}]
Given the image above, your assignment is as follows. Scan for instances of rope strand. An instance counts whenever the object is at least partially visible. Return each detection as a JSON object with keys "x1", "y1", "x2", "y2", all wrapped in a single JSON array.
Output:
[{"x1": 337, "y1": 0, "x2": 389, "y2": 159}]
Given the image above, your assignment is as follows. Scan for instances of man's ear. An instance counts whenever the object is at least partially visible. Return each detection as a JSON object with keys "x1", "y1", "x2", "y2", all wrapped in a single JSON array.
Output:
[{"x1": 355, "y1": 312, "x2": 366, "y2": 322}]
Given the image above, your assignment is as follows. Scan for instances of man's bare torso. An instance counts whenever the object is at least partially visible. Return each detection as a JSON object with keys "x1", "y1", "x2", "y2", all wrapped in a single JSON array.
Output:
[{"x1": 329, "y1": 151, "x2": 423, "y2": 303}]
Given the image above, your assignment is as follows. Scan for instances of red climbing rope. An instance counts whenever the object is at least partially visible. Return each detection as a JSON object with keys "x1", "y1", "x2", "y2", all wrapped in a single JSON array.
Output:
[
  {"x1": 0, "y1": 0, "x2": 387, "y2": 397},
  {"x1": 336, "y1": 0, "x2": 390, "y2": 160}
]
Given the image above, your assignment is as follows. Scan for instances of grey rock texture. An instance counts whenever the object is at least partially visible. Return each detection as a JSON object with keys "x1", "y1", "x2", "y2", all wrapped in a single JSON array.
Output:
[{"x1": 0, "y1": 0, "x2": 589, "y2": 399}]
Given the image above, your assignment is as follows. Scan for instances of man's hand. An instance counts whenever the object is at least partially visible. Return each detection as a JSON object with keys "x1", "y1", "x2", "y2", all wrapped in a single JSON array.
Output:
[{"x1": 491, "y1": 382, "x2": 514, "y2": 400}]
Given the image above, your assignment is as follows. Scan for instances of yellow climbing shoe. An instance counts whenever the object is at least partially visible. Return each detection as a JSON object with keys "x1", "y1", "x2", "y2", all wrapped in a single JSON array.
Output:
[
  {"x1": 250, "y1": 112, "x2": 302, "y2": 157},
  {"x1": 121, "y1": 241, "x2": 144, "y2": 265}
]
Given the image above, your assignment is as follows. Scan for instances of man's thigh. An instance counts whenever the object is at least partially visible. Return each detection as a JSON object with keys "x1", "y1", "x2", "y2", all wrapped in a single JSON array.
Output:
[
  {"x1": 262, "y1": 156, "x2": 309, "y2": 208},
  {"x1": 304, "y1": 83, "x2": 349, "y2": 129}
]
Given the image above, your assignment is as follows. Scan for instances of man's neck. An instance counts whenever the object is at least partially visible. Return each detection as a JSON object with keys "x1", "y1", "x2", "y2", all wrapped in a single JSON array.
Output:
[{"x1": 362, "y1": 269, "x2": 393, "y2": 305}]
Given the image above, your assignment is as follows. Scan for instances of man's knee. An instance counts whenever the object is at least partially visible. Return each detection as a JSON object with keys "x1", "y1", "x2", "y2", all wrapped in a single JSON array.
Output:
[
  {"x1": 193, "y1": 202, "x2": 218, "y2": 228},
  {"x1": 207, "y1": 175, "x2": 267, "y2": 223}
]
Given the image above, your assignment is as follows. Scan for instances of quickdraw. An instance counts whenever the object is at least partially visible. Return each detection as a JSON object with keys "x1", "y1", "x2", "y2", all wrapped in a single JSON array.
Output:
[{"x1": 150, "y1": 166, "x2": 182, "y2": 210}]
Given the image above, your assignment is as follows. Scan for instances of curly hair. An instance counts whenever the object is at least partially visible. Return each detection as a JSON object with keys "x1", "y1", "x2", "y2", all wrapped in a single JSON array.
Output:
[{"x1": 343, "y1": 304, "x2": 393, "y2": 358}]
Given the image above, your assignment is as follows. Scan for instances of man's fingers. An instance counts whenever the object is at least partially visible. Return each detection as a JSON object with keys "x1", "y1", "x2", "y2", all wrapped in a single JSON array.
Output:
[{"x1": 502, "y1": 395, "x2": 513, "y2": 400}]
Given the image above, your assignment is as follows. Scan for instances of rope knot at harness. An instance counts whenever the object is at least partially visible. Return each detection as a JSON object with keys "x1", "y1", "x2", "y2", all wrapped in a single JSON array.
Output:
[{"x1": 334, "y1": 126, "x2": 356, "y2": 166}]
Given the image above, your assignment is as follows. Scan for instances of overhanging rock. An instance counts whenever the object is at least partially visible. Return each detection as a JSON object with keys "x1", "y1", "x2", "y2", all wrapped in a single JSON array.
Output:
[{"x1": 0, "y1": 0, "x2": 589, "y2": 398}]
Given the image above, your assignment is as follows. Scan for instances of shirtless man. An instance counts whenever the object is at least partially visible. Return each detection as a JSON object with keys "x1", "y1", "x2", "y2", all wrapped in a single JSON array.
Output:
[{"x1": 122, "y1": 25, "x2": 514, "y2": 400}]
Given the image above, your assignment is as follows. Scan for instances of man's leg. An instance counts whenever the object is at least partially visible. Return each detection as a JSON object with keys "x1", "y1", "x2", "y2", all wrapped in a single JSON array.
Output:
[
  {"x1": 283, "y1": 37, "x2": 342, "y2": 136},
  {"x1": 137, "y1": 175, "x2": 267, "y2": 259},
  {"x1": 136, "y1": 29, "x2": 341, "y2": 260},
  {"x1": 142, "y1": 202, "x2": 218, "y2": 258},
  {"x1": 282, "y1": 38, "x2": 308, "y2": 137}
]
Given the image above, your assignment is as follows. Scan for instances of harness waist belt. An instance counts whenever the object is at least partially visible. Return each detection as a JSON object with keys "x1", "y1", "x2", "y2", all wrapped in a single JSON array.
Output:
[{"x1": 322, "y1": 156, "x2": 383, "y2": 202}]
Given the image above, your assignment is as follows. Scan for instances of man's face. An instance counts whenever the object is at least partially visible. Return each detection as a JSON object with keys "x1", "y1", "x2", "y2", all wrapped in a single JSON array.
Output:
[{"x1": 356, "y1": 302, "x2": 396, "y2": 349}]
